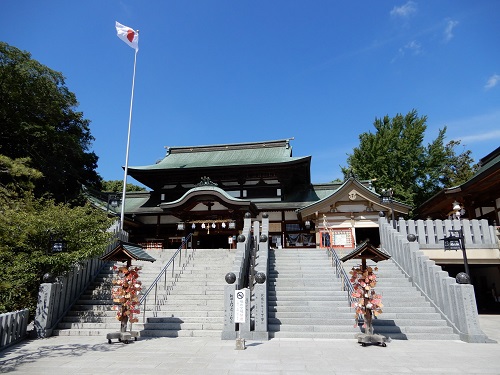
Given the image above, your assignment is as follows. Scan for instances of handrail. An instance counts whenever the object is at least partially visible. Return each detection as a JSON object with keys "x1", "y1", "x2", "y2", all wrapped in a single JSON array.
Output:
[
  {"x1": 326, "y1": 247, "x2": 355, "y2": 306},
  {"x1": 139, "y1": 233, "x2": 194, "y2": 322}
]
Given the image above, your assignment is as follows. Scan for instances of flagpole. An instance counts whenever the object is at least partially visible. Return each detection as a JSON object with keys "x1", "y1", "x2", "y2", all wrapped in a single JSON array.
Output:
[{"x1": 120, "y1": 47, "x2": 138, "y2": 230}]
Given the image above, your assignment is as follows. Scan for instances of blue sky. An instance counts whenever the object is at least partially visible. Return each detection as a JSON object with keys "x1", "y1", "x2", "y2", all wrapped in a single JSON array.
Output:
[{"x1": 1, "y1": 1, "x2": 499, "y2": 186}]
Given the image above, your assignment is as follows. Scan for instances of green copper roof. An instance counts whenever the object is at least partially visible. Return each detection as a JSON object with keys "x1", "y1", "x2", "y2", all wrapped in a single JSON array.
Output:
[
  {"x1": 101, "y1": 241, "x2": 156, "y2": 263},
  {"x1": 129, "y1": 139, "x2": 309, "y2": 171}
]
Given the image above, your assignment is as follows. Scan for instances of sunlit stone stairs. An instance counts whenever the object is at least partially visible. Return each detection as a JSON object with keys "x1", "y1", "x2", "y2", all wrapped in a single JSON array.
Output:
[
  {"x1": 343, "y1": 258, "x2": 460, "y2": 340},
  {"x1": 268, "y1": 248, "x2": 359, "y2": 339},
  {"x1": 140, "y1": 248, "x2": 234, "y2": 337},
  {"x1": 52, "y1": 248, "x2": 225, "y2": 337}
]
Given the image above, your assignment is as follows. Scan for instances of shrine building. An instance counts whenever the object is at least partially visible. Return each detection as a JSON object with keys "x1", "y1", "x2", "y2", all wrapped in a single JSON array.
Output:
[{"x1": 95, "y1": 138, "x2": 410, "y2": 250}]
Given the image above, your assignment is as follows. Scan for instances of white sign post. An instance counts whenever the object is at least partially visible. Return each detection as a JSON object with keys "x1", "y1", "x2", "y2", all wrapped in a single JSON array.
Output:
[
  {"x1": 234, "y1": 289, "x2": 247, "y2": 350},
  {"x1": 235, "y1": 289, "x2": 246, "y2": 323}
]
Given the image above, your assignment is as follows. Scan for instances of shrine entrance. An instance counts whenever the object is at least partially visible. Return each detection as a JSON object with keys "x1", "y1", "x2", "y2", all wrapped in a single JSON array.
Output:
[
  {"x1": 354, "y1": 227, "x2": 381, "y2": 247},
  {"x1": 196, "y1": 233, "x2": 233, "y2": 249}
]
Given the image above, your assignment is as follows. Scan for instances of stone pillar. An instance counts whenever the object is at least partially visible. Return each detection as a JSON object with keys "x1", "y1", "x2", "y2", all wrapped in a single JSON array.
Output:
[
  {"x1": 451, "y1": 283, "x2": 489, "y2": 343},
  {"x1": 34, "y1": 282, "x2": 58, "y2": 338}
]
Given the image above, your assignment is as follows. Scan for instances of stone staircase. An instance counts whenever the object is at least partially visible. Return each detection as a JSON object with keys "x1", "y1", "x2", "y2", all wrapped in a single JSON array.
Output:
[
  {"x1": 269, "y1": 248, "x2": 460, "y2": 340},
  {"x1": 140, "y1": 248, "x2": 233, "y2": 337},
  {"x1": 52, "y1": 248, "x2": 233, "y2": 337},
  {"x1": 268, "y1": 248, "x2": 359, "y2": 339},
  {"x1": 53, "y1": 245, "x2": 460, "y2": 340},
  {"x1": 343, "y1": 258, "x2": 460, "y2": 340}
]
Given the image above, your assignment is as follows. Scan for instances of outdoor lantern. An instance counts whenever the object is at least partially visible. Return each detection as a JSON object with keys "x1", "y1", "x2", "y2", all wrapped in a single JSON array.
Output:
[
  {"x1": 191, "y1": 223, "x2": 196, "y2": 229},
  {"x1": 380, "y1": 188, "x2": 393, "y2": 204},
  {"x1": 305, "y1": 220, "x2": 311, "y2": 229},
  {"x1": 109, "y1": 196, "x2": 119, "y2": 208},
  {"x1": 442, "y1": 229, "x2": 470, "y2": 281},
  {"x1": 50, "y1": 237, "x2": 67, "y2": 253},
  {"x1": 177, "y1": 222, "x2": 185, "y2": 231},
  {"x1": 379, "y1": 188, "x2": 396, "y2": 229},
  {"x1": 212, "y1": 223, "x2": 216, "y2": 228},
  {"x1": 443, "y1": 233, "x2": 461, "y2": 250},
  {"x1": 229, "y1": 221, "x2": 236, "y2": 229},
  {"x1": 201, "y1": 223, "x2": 206, "y2": 229},
  {"x1": 107, "y1": 194, "x2": 120, "y2": 214}
]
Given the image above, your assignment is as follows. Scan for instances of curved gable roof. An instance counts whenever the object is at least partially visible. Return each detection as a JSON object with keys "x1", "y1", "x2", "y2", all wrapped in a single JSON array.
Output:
[
  {"x1": 129, "y1": 139, "x2": 310, "y2": 171},
  {"x1": 297, "y1": 177, "x2": 410, "y2": 218}
]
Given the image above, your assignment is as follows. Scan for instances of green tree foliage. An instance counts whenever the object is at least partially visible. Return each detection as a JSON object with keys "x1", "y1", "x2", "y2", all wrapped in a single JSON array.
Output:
[
  {"x1": 343, "y1": 110, "x2": 476, "y2": 212},
  {"x1": 0, "y1": 42, "x2": 101, "y2": 203},
  {"x1": 0, "y1": 155, "x2": 43, "y2": 203},
  {"x1": 0, "y1": 155, "x2": 113, "y2": 314},
  {"x1": 101, "y1": 179, "x2": 146, "y2": 192}
]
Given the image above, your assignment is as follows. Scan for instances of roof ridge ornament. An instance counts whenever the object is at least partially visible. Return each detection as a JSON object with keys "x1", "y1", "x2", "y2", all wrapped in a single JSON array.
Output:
[
  {"x1": 346, "y1": 169, "x2": 357, "y2": 180},
  {"x1": 195, "y1": 176, "x2": 218, "y2": 187}
]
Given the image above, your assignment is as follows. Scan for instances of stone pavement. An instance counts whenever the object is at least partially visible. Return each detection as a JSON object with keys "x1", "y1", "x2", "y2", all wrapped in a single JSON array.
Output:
[{"x1": 1, "y1": 315, "x2": 499, "y2": 375}]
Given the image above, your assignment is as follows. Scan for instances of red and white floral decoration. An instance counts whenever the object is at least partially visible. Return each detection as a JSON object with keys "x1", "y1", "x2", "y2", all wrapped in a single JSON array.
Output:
[
  {"x1": 350, "y1": 265, "x2": 383, "y2": 328},
  {"x1": 111, "y1": 265, "x2": 142, "y2": 328}
]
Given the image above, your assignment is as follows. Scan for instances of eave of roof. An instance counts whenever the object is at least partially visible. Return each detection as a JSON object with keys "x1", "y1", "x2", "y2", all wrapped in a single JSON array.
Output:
[
  {"x1": 340, "y1": 240, "x2": 391, "y2": 263},
  {"x1": 159, "y1": 185, "x2": 252, "y2": 209},
  {"x1": 128, "y1": 139, "x2": 311, "y2": 171},
  {"x1": 101, "y1": 241, "x2": 156, "y2": 263},
  {"x1": 297, "y1": 177, "x2": 411, "y2": 215}
]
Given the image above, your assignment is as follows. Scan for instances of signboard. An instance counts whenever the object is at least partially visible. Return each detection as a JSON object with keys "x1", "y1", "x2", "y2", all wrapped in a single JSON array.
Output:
[
  {"x1": 320, "y1": 228, "x2": 354, "y2": 248},
  {"x1": 234, "y1": 289, "x2": 247, "y2": 323}
]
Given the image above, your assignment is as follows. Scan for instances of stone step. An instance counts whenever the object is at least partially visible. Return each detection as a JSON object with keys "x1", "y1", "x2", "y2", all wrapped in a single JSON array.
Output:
[
  {"x1": 268, "y1": 331, "x2": 459, "y2": 340},
  {"x1": 142, "y1": 310, "x2": 223, "y2": 317},
  {"x1": 267, "y1": 290, "x2": 350, "y2": 297},
  {"x1": 143, "y1": 322, "x2": 223, "y2": 330},
  {"x1": 57, "y1": 248, "x2": 233, "y2": 337},
  {"x1": 268, "y1": 300, "x2": 349, "y2": 307},
  {"x1": 52, "y1": 328, "x2": 222, "y2": 338}
]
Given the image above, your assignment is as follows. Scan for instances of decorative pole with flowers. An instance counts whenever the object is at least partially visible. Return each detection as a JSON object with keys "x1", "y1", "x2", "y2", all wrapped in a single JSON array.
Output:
[
  {"x1": 340, "y1": 240, "x2": 391, "y2": 346},
  {"x1": 350, "y1": 261, "x2": 383, "y2": 335},
  {"x1": 101, "y1": 241, "x2": 156, "y2": 343},
  {"x1": 111, "y1": 264, "x2": 142, "y2": 332}
]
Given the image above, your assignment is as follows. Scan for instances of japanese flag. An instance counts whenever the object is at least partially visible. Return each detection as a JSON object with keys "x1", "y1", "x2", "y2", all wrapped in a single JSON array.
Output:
[{"x1": 116, "y1": 21, "x2": 139, "y2": 51}]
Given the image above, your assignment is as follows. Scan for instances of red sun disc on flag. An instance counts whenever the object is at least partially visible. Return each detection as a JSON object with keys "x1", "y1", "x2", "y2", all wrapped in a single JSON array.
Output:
[{"x1": 127, "y1": 30, "x2": 135, "y2": 42}]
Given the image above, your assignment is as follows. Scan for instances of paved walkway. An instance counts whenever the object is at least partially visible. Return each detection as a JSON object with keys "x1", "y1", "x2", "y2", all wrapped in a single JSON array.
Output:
[{"x1": 1, "y1": 315, "x2": 499, "y2": 375}]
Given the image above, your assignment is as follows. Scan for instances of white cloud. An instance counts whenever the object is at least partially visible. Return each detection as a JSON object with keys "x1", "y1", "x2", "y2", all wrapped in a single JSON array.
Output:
[
  {"x1": 485, "y1": 74, "x2": 500, "y2": 90},
  {"x1": 442, "y1": 111, "x2": 500, "y2": 145},
  {"x1": 390, "y1": 1, "x2": 417, "y2": 17},
  {"x1": 395, "y1": 40, "x2": 422, "y2": 59},
  {"x1": 457, "y1": 130, "x2": 500, "y2": 144},
  {"x1": 443, "y1": 19, "x2": 459, "y2": 42}
]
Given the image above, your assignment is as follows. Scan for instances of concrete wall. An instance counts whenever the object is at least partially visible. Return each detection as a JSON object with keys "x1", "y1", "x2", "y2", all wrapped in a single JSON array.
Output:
[
  {"x1": 0, "y1": 309, "x2": 29, "y2": 351},
  {"x1": 380, "y1": 218, "x2": 491, "y2": 343}
]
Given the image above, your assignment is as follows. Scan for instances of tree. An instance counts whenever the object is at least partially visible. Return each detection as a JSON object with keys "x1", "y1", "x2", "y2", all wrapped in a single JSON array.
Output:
[
  {"x1": 343, "y1": 110, "x2": 476, "y2": 213},
  {"x1": 0, "y1": 154, "x2": 113, "y2": 315},
  {"x1": 101, "y1": 179, "x2": 146, "y2": 192},
  {"x1": 0, "y1": 42, "x2": 101, "y2": 203},
  {"x1": 0, "y1": 155, "x2": 43, "y2": 203}
]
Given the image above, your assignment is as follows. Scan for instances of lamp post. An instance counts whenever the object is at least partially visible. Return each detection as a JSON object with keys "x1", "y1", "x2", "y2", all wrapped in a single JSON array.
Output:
[
  {"x1": 443, "y1": 229, "x2": 470, "y2": 283},
  {"x1": 380, "y1": 188, "x2": 396, "y2": 229},
  {"x1": 443, "y1": 201, "x2": 470, "y2": 283}
]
